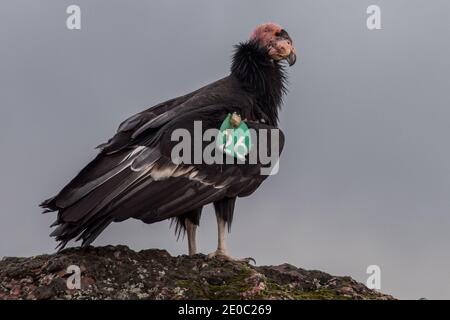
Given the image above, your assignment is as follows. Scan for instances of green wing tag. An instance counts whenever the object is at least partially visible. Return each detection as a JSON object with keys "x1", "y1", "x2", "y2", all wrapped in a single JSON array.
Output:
[{"x1": 216, "y1": 113, "x2": 251, "y2": 161}]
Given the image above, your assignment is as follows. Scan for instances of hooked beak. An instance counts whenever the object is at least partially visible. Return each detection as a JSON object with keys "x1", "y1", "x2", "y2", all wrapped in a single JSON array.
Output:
[{"x1": 287, "y1": 50, "x2": 297, "y2": 66}]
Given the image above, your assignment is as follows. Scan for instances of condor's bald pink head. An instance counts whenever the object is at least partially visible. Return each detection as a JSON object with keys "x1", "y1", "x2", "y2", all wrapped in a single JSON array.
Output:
[{"x1": 250, "y1": 23, "x2": 297, "y2": 66}]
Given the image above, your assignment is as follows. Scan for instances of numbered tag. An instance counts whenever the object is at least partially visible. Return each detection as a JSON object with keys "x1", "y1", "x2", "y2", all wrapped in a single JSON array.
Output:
[{"x1": 216, "y1": 113, "x2": 251, "y2": 161}]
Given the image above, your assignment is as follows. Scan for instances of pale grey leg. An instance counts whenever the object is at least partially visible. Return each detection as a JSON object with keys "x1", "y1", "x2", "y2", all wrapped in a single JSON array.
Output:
[
  {"x1": 186, "y1": 219, "x2": 197, "y2": 256},
  {"x1": 207, "y1": 213, "x2": 255, "y2": 264},
  {"x1": 208, "y1": 213, "x2": 229, "y2": 257}
]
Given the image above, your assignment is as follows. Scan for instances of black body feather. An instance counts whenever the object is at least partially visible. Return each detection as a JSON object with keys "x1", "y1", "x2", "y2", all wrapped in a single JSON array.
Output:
[{"x1": 41, "y1": 41, "x2": 288, "y2": 249}]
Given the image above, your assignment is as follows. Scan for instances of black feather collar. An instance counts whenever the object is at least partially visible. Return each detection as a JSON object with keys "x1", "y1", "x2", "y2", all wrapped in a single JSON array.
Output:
[{"x1": 231, "y1": 40, "x2": 287, "y2": 126}]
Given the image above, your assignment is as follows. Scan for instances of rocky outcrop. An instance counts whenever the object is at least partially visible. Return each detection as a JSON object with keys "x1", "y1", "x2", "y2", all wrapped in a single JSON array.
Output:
[{"x1": 0, "y1": 245, "x2": 394, "y2": 300}]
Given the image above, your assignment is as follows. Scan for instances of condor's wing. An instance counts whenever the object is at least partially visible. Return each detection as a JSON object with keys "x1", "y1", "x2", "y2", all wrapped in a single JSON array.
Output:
[
  {"x1": 41, "y1": 77, "x2": 235, "y2": 212},
  {"x1": 42, "y1": 105, "x2": 283, "y2": 249},
  {"x1": 97, "y1": 77, "x2": 232, "y2": 154}
]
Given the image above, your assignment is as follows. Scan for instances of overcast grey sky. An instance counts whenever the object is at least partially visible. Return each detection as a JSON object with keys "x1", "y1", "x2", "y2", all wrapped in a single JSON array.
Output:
[{"x1": 1, "y1": 0, "x2": 450, "y2": 299}]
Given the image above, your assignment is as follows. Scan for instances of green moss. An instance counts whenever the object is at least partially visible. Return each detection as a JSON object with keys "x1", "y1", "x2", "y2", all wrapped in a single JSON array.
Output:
[
  {"x1": 262, "y1": 280, "x2": 350, "y2": 300},
  {"x1": 176, "y1": 267, "x2": 255, "y2": 299},
  {"x1": 291, "y1": 289, "x2": 350, "y2": 300},
  {"x1": 176, "y1": 279, "x2": 206, "y2": 298},
  {"x1": 175, "y1": 264, "x2": 382, "y2": 300},
  {"x1": 176, "y1": 265, "x2": 355, "y2": 300}
]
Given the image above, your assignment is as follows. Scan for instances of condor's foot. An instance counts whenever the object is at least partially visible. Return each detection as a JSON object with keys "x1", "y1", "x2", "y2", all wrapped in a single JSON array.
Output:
[{"x1": 207, "y1": 250, "x2": 256, "y2": 264}]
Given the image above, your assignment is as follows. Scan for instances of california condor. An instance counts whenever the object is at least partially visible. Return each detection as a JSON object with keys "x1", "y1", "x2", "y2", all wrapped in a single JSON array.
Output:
[{"x1": 41, "y1": 22, "x2": 297, "y2": 260}]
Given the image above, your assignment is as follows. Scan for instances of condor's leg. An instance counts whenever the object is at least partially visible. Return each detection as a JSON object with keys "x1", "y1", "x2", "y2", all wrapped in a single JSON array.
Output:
[
  {"x1": 172, "y1": 208, "x2": 202, "y2": 255},
  {"x1": 210, "y1": 209, "x2": 229, "y2": 256},
  {"x1": 185, "y1": 219, "x2": 198, "y2": 255},
  {"x1": 209, "y1": 197, "x2": 235, "y2": 257},
  {"x1": 208, "y1": 198, "x2": 256, "y2": 263}
]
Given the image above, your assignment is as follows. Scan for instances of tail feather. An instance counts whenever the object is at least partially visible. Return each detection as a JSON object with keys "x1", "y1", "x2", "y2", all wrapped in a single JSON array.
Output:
[{"x1": 41, "y1": 147, "x2": 149, "y2": 249}]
